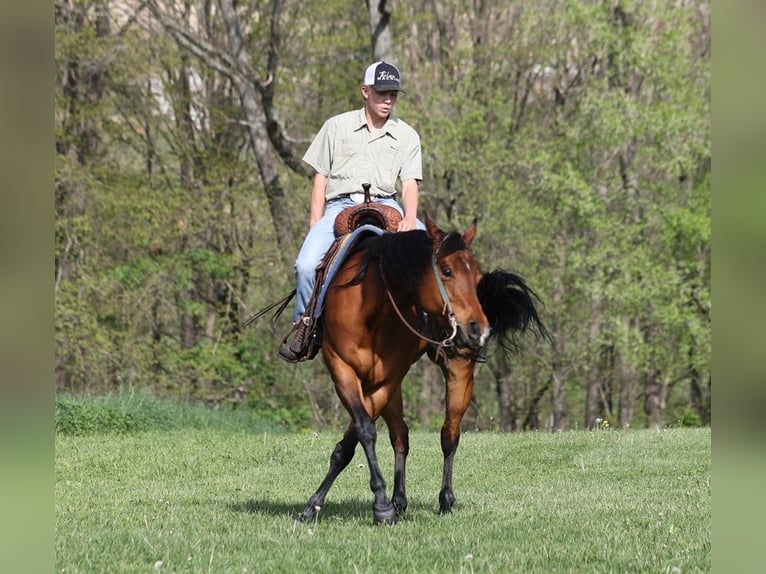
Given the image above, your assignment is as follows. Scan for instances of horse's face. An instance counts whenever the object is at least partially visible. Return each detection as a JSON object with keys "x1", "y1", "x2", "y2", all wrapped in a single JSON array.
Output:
[{"x1": 425, "y1": 218, "x2": 491, "y2": 350}]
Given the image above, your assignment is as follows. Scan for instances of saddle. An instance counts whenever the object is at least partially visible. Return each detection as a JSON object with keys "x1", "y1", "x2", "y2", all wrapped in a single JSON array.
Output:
[
  {"x1": 333, "y1": 183, "x2": 402, "y2": 235},
  {"x1": 278, "y1": 185, "x2": 400, "y2": 362}
]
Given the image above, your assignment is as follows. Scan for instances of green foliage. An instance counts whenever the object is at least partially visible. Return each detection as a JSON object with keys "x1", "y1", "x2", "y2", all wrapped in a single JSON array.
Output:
[
  {"x1": 56, "y1": 393, "x2": 176, "y2": 435},
  {"x1": 672, "y1": 406, "x2": 703, "y2": 428},
  {"x1": 54, "y1": 0, "x2": 710, "y2": 431},
  {"x1": 246, "y1": 396, "x2": 314, "y2": 432},
  {"x1": 55, "y1": 391, "x2": 293, "y2": 435}
]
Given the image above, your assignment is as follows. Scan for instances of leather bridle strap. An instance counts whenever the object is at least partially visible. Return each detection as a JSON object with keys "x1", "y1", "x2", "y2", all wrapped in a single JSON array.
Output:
[
  {"x1": 378, "y1": 257, "x2": 458, "y2": 349},
  {"x1": 430, "y1": 251, "x2": 458, "y2": 339}
]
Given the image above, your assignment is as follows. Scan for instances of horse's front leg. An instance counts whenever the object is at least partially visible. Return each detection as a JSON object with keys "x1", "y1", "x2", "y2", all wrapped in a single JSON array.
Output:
[
  {"x1": 437, "y1": 357, "x2": 475, "y2": 514},
  {"x1": 382, "y1": 387, "x2": 409, "y2": 515},
  {"x1": 296, "y1": 423, "x2": 357, "y2": 523}
]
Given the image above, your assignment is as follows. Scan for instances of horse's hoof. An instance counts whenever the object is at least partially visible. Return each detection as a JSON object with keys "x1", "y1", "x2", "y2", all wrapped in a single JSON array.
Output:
[
  {"x1": 373, "y1": 505, "x2": 397, "y2": 526},
  {"x1": 295, "y1": 504, "x2": 321, "y2": 523},
  {"x1": 393, "y1": 495, "x2": 408, "y2": 515},
  {"x1": 438, "y1": 489, "x2": 455, "y2": 514}
]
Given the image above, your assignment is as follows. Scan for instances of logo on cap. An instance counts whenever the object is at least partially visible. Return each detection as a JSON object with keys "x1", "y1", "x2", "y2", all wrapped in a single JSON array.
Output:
[{"x1": 363, "y1": 61, "x2": 404, "y2": 92}]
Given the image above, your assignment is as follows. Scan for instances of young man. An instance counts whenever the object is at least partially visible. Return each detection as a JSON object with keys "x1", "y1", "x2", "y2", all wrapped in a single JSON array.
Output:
[{"x1": 279, "y1": 61, "x2": 424, "y2": 362}]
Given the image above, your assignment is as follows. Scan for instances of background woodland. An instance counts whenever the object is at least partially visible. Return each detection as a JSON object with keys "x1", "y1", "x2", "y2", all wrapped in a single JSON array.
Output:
[{"x1": 54, "y1": 0, "x2": 711, "y2": 431}]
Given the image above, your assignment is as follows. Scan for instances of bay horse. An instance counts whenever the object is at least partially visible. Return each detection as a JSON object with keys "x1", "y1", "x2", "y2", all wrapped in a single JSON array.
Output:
[{"x1": 295, "y1": 217, "x2": 547, "y2": 525}]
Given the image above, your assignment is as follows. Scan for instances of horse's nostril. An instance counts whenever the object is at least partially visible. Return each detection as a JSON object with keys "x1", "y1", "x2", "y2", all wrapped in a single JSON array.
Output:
[{"x1": 469, "y1": 321, "x2": 481, "y2": 341}]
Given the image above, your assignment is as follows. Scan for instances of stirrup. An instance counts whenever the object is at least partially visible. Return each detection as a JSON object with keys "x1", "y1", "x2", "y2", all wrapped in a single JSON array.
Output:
[{"x1": 278, "y1": 317, "x2": 317, "y2": 363}]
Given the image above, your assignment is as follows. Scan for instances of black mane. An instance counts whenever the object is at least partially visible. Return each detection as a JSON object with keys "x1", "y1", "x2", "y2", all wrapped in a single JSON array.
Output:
[
  {"x1": 477, "y1": 269, "x2": 551, "y2": 352},
  {"x1": 340, "y1": 231, "x2": 551, "y2": 354},
  {"x1": 342, "y1": 229, "x2": 468, "y2": 294}
]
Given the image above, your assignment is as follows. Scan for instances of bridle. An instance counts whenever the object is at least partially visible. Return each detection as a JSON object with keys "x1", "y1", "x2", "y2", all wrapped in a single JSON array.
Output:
[{"x1": 379, "y1": 246, "x2": 459, "y2": 350}]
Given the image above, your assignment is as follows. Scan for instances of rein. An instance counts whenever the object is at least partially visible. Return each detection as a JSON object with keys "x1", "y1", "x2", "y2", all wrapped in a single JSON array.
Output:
[{"x1": 378, "y1": 251, "x2": 459, "y2": 350}]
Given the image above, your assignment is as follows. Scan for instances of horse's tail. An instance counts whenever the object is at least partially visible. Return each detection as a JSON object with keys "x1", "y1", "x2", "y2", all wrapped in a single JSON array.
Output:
[{"x1": 477, "y1": 269, "x2": 551, "y2": 352}]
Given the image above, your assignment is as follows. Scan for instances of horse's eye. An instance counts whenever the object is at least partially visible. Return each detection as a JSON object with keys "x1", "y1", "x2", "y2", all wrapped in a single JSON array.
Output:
[{"x1": 442, "y1": 266, "x2": 453, "y2": 278}]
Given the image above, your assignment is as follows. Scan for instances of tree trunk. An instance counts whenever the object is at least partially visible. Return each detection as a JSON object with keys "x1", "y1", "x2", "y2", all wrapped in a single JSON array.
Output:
[
  {"x1": 641, "y1": 320, "x2": 667, "y2": 428},
  {"x1": 523, "y1": 378, "x2": 551, "y2": 431},
  {"x1": 367, "y1": 0, "x2": 393, "y2": 61},
  {"x1": 688, "y1": 344, "x2": 710, "y2": 424},
  {"x1": 216, "y1": 0, "x2": 296, "y2": 257},
  {"x1": 147, "y1": 0, "x2": 301, "y2": 261},
  {"x1": 550, "y1": 256, "x2": 566, "y2": 431},
  {"x1": 644, "y1": 368, "x2": 665, "y2": 429},
  {"x1": 494, "y1": 355, "x2": 514, "y2": 431},
  {"x1": 54, "y1": 0, "x2": 111, "y2": 390},
  {"x1": 618, "y1": 355, "x2": 635, "y2": 428},
  {"x1": 551, "y1": 371, "x2": 565, "y2": 431},
  {"x1": 585, "y1": 296, "x2": 603, "y2": 429}
]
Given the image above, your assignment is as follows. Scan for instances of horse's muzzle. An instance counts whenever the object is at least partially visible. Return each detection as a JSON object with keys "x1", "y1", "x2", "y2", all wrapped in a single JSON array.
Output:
[{"x1": 457, "y1": 320, "x2": 491, "y2": 350}]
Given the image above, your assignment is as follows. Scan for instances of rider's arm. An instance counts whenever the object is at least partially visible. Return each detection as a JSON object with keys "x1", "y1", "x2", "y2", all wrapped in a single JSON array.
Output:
[
  {"x1": 397, "y1": 179, "x2": 419, "y2": 231},
  {"x1": 309, "y1": 173, "x2": 329, "y2": 229}
]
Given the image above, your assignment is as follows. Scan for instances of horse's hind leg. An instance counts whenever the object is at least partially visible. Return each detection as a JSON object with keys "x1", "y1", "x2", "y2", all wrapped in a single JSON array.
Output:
[
  {"x1": 382, "y1": 388, "x2": 409, "y2": 515},
  {"x1": 295, "y1": 423, "x2": 358, "y2": 523}
]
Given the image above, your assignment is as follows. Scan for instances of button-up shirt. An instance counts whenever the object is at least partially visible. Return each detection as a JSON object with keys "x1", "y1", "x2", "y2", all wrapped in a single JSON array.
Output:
[{"x1": 302, "y1": 107, "x2": 422, "y2": 201}]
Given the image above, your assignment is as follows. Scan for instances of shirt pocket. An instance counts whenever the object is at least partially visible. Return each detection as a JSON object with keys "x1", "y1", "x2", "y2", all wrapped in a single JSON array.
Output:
[
  {"x1": 332, "y1": 141, "x2": 357, "y2": 173},
  {"x1": 375, "y1": 144, "x2": 402, "y2": 191},
  {"x1": 378, "y1": 143, "x2": 401, "y2": 167}
]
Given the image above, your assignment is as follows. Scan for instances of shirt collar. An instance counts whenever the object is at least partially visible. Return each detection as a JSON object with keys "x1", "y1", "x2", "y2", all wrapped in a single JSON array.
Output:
[{"x1": 354, "y1": 107, "x2": 399, "y2": 139}]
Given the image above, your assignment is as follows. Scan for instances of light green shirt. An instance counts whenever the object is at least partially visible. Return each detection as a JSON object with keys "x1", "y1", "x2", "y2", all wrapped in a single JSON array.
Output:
[{"x1": 302, "y1": 107, "x2": 422, "y2": 201}]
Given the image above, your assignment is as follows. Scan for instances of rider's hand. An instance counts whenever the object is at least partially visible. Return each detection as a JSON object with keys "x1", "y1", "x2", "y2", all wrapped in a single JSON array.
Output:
[{"x1": 397, "y1": 217, "x2": 418, "y2": 232}]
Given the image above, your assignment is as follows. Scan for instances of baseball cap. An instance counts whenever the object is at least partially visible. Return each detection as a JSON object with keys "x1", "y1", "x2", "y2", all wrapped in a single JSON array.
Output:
[{"x1": 363, "y1": 61, "x2": 405, "y2": 92}]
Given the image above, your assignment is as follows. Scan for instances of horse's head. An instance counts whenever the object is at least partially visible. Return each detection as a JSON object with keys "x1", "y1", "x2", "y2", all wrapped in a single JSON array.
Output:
[{"x1": 423, "y1": 217, "x2": 491, "y2": 351}]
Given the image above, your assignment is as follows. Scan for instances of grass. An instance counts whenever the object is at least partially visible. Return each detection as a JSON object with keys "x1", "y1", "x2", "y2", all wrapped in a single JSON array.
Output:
[
  {"x1": 55, "y1": 391, "x2": 294, "y2": 435},
  {"x1": 56, "y1": 421, "x2": 710, "y2": 573}
]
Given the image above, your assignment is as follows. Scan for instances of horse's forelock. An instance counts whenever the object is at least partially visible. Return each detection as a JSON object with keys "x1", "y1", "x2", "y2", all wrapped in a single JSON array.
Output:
[{"x1": 435, "y1": 231, "x2": 468, "y2": 258}]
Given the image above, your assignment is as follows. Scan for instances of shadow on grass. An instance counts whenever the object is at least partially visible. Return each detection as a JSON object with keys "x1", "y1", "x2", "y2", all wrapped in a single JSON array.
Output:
[{"x1": 229, "y1": 497, "x2": 434, "y2": 522}]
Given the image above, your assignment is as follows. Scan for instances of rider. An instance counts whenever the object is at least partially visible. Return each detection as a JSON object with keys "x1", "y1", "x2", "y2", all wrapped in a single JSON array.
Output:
[{"x1": 279, "y1": 61, "x2": 425, "y2": 362}]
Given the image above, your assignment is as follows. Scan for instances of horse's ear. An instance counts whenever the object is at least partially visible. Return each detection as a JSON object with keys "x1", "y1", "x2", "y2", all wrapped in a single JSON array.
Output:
[
  {"x1": 425, "y1": 216, "x2": 445, "y2": 243},
  {"x1": 462, "y1": 217, "x2": 478, "y2": 246}
]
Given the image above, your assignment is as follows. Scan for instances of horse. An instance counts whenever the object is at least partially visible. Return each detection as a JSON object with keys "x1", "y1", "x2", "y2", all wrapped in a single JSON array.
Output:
[{"x1": 291, "y1": 216, "x2": 548, "y2": 525}]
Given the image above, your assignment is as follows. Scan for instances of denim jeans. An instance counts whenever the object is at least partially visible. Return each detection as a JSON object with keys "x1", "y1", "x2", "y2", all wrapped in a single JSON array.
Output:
[{"x1": 293, "y1": 197, "x2": 424, "y2": 321}]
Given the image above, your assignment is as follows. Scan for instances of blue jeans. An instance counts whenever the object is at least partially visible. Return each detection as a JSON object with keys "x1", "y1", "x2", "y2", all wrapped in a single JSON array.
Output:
[{"x1": 293, "y1": 197, "x2": 424, "y2": 321}]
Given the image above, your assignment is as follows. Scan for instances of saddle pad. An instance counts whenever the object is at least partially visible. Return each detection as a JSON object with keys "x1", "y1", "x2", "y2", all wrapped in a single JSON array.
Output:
[{"x1": 312, "y1": 224, "x2": 386, "y2": 319}]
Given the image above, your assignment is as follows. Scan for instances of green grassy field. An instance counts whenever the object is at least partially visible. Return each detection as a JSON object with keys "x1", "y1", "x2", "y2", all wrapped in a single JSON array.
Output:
[{"x1": 56, "y1": 421, "x2": 710, "y2": 573}]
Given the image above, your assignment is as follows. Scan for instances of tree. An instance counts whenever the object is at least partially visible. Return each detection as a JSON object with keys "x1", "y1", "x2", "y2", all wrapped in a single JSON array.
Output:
[
  {"x1": 55, "y1": 0, "x2": 114, "y2": 390},
  {"x1": 366, "y1": 0, "x2": 394, "y2": 61},
  {"x1": 145, "y1": 0, "x2": 307, "y2": 259},
  {"x1": 54, "y1": 0, "x2": 710, "y2": 431}
]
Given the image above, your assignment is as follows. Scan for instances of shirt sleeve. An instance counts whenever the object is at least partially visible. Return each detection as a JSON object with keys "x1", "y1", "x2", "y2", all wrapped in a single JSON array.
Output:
[
  {"x1": 302, "y1": 119, "x2": 334, "y2": 177},
  {"x1": 399, "y1": 131, "x2": 422, "y2": 182}
]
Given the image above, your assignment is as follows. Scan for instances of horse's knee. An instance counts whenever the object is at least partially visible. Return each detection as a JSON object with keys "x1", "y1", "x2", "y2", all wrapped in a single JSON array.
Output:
[{"x1": 389, "y1": 425, "x2": 409, "y2": 456}]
